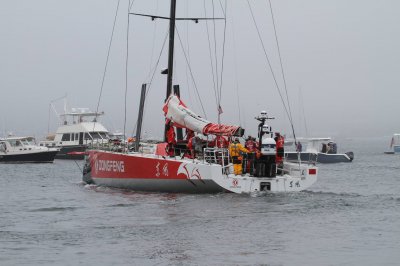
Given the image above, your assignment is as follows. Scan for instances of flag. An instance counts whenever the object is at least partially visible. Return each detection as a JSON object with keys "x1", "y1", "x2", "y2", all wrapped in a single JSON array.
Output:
[{"x1": 218, "y1": 105, "x2": 223, "y2": 115}]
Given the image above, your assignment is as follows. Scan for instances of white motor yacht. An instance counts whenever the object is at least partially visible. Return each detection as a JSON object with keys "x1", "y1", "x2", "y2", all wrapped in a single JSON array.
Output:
[
  {"x1": 0, "y1": 136, "x2": 59, "y2": 163},
  {"x1": 39, "y1": 108, "x2": 110, "y2": 160}
]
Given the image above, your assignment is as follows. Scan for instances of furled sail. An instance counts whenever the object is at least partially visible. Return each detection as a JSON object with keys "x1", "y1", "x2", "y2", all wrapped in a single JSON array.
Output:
[{"x1": 163, "y1": 95, "x2": 241, "y2": 136}]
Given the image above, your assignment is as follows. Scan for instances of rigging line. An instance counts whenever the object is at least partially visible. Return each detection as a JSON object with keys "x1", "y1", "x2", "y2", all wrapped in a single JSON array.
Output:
[
  {"x1": 93, "y1": 0, "x2": 121, "y2": 133},
  {"x1": 175, "y1": 26, "x2": 207, "y2": 119},
  {"x1": 230, "y1": 5, "x2": 242, "y2": 126},
  {"x1": 136, "y1": 28, "x2": 169, "y2": 137},
  {"x1": 212, "y1": 0, "x2": 220, "y2": 107},
  {"x1": 185, "y1": 1, "x2": 194, "y2": 108},
  {"x1": 129, "y1": 0, "x2": 136, "y2": 12},
  {"x1": 217, "y1": 0, "x2": 227, "y2": 109},
  {"x1": 124, "y1": 0, "x2": 131, "y2": 150},
  {"x1": 145, "y1": 28, "x2": 169, "y2": 98},
  {"x1": 146, "y1": 0, "x2": 159, "y2": 81},
  {"x1": 246, "y1": 1, "x2": 292, "y2": 127},
  {"x1": 47, "y1": 104, "x2": 51, "y2": 134},
  {"x1": 203, "y1": 0, "x2": 219, "y2": 109},
  {"x1": 299, "y1": 86, "x2": 309, "y2": 137},
  {"x1": 267, "y1": 0, "x2": 295, "y2": 133}
]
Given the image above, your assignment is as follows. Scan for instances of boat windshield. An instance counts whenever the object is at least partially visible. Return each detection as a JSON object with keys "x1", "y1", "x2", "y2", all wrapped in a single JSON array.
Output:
[
  {"x1": 21, "y1": 138, "x2": 35, "y2": 145},
  {"x1": 89, "y1": 132, "x2": 103, "y2": 139},
  {"x1": 99, "y1": 132, "x2": 109, "y2": 139},
  {"x1": 8, "y1": 140, "x2": 23, "y2": 147}
]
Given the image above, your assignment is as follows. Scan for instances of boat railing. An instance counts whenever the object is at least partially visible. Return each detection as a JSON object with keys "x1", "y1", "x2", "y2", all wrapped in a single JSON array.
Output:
[
  {"x1": 203, "y1": 148, "x2": 231, "y2": 173},
  {"x1": 284, "y1": 152, "x2": 317, "y2": 165}
]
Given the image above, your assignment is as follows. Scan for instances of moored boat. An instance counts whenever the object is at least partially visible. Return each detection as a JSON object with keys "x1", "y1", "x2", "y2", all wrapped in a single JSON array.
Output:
[
  {"x1": 39, "y1": 108, "x2": 110, "y2": 160},
  {"x1": 285, "y1": 138, "x2": 354, "y2": 163},
  {"x1": 0, "y1": 136, "x2": 59, "y2": 163}
]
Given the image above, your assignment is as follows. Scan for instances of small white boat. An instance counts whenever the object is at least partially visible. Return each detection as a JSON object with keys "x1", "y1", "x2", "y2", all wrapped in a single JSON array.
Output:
[
  {"x1": 384, "y1": 134, "x2": 400, "y2": 154},
  {"x1": 285, "y1": 138, "x2": 354, "y2": 163},
  {"x1": 39, "y1": 108, "x2": 110, "y2": 160},
  {"x1": 0, "y1": 136, "x2": 59, "y2": 163}
]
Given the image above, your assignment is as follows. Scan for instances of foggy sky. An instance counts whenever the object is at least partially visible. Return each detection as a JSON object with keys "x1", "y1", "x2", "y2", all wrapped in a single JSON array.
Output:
[{"x1": 1, "y1": 0, "x2": 399, "y2": 140}]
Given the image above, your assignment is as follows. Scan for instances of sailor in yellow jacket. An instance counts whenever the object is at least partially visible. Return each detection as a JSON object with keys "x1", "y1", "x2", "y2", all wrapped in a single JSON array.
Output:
[{"x1": 229, "y1": 138, "x2": 249, "y2": 175}]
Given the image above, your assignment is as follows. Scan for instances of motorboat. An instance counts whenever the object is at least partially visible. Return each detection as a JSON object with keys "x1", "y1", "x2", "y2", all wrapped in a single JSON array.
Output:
[
  {"x1": 0, "y1": 136, "x2": 59, "y2": 163},
  {"x1": 285, "y1": 138, "x2": 354, "y2": 163},
  {"x1": 39, "y1": 108, "x2": 110, "y2": 160}
]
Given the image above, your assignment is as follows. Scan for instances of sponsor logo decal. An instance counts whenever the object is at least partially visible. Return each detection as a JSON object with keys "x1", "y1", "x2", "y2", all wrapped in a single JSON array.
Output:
[
  {"x1": 232, "y1": 179, "x2": 239, "y2": 187},
  {"x1": 156, "y1": 162, "x2": 169, "y2": 177},
  {"x1": 177, "y1": 163, "x2": 203, "y2": 180},
  {"x1": 95, "y1": 160, "x2": 125, "y2": 173}
]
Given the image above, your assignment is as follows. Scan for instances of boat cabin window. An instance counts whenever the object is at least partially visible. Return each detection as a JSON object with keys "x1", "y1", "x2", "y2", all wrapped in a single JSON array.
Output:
[
  {"x1": 21, "y1": 139, "x2": 31, "y2": 146},
  {"x1": 0, "y1": 142, "x2": 6, "y2": 152},
  {"x1": 99, "y1": 132, "x2": 109, "y2": 139},
  {"x1": 8, "y1": 140, "x2": 23, "y2": 147},
  {"x1": 75, "y1": 133, "x2": 79, "y2": 141},
  {"x1": 84, "y1": 133, "x2": 92, "y2": 140},
  {"x1": 89, "y1": 132, "x2": 102, "y2": 139},
  {"x1": 71, "y1": 134, "x2": 75, "y2": 141},
  {"x1": 61, "y1": 133, "x2": 71, "y2": 141}
]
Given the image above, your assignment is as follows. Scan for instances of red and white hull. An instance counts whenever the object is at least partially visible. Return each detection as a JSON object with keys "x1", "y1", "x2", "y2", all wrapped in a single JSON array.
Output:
[{"x1": 84, "y1": 150, "x2": 318, "y2": 193}]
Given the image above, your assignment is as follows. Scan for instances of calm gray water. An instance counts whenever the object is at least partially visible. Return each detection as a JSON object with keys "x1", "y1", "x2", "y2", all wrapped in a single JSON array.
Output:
[{"x1": 1, "y1": 137, "x2": 399, "y2": 266}]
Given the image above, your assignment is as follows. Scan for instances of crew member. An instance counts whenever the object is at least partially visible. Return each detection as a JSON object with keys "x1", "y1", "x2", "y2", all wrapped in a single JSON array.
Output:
[
  {"x1": 274, "y1": 132, "x2": 284, "y2": 165},
  {"x1": 245, "y1": 136, "x2": 258, "y2": 173},
  {"x1": 208, "y1": 135, "x2": 229, "y2": 148},
  {"x1": 166, "y1": 122, "x2": 176, "y2": 156},
  {"x1": 229, "y1": 138, "x2": 249, "y2": 175},
  {"x1": 296, "y1": 141, "x2": 302, "y2": 152},
  {"x1": 186, "y1": 129, "x2": 194, "y2": 141},
  {"x1": 186, "y1": 135, "x2": 195, "y2": 159}
]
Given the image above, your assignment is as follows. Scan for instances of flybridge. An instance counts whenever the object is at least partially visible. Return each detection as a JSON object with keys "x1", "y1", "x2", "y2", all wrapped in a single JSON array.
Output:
[{"x1": 61, "y1": 108, "x2": 104, "y2": 118}]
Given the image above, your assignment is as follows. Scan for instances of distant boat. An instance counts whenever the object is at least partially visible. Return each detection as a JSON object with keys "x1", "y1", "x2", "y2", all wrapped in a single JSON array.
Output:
[
  {"x1": 0, "y1": 136, "x2": 59, "y2": 163},
  {"x1": 285, "y1": 138, "x2": 354, "y2": 163},
  {"x1": 39, "y1": 108, "x2": 110, "y2": 160},
  {"x1": 384, "y1": 134, "x2": 400, "y2": 154}
]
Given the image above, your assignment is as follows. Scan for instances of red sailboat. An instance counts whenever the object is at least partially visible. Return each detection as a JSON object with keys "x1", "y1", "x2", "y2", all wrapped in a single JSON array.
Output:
[{"x1": 82, "y1": 0, "x2": 318, "y2": 193}]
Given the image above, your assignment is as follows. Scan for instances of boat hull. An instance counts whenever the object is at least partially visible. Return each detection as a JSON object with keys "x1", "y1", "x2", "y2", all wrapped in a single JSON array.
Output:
[
  {"x1": 84, "y1": 150, "x2": 318, "y2": 193},
  {"x1": 0, "y1": 150, "x2": 59, "y2": 163},
  {"x1": 55, "y1": 145, "x2": 87, "y2": 160}
]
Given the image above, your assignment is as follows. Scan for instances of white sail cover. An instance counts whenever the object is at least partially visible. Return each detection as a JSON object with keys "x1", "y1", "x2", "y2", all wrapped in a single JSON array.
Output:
[{"x1": 163, "y1": 95, "x2": 240, "y2": 136}]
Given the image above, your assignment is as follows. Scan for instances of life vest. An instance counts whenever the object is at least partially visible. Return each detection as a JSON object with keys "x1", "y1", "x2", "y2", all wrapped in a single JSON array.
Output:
[{"x1": 229, "y1": 142, "x2": 249, "y2": 157}]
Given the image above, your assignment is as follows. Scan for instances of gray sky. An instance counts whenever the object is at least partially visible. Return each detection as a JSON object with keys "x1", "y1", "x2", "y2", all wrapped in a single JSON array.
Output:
[{"x1": 1, "y1": 0, "x2": 399, "y2": 140}]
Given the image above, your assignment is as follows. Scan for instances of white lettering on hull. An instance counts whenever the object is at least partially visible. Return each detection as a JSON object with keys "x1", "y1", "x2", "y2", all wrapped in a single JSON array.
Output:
[{"x1": 95, "y1": 160, "x2": 125, "y2": 173}]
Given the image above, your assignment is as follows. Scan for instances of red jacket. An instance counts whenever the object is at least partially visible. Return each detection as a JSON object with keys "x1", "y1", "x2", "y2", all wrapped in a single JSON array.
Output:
[
  {"x1": 167, "y1": 127, "x2": 176, "y2": 145},
  {"x1": 245, "y1": 140, "x2": 258, "y2": 152},
  {"x1": 209, "y1": 136, "x2": 229, "y2": 148}
]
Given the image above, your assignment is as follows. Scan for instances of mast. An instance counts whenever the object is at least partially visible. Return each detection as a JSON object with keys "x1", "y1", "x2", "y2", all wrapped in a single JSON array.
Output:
[{"x1": 164, "y1": 0, "x2": 177, "y2": 141}]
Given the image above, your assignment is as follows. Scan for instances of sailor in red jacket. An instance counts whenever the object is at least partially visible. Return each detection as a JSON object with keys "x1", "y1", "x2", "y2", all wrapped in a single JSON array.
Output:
[
  {"x1": 274, "y1": 132, "x2": 284, "y2": 164},
  {"x1": 166, "y1": 122, "x2": 176, "y2": 156},
  {"x1": 208, "y1": 135, "x2": 229, "y2": 148}
]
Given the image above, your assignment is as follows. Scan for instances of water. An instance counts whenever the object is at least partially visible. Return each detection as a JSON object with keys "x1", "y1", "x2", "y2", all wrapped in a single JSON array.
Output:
[{"x1": 1, "y1": 137, "x2": 399, "y2": 265}]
